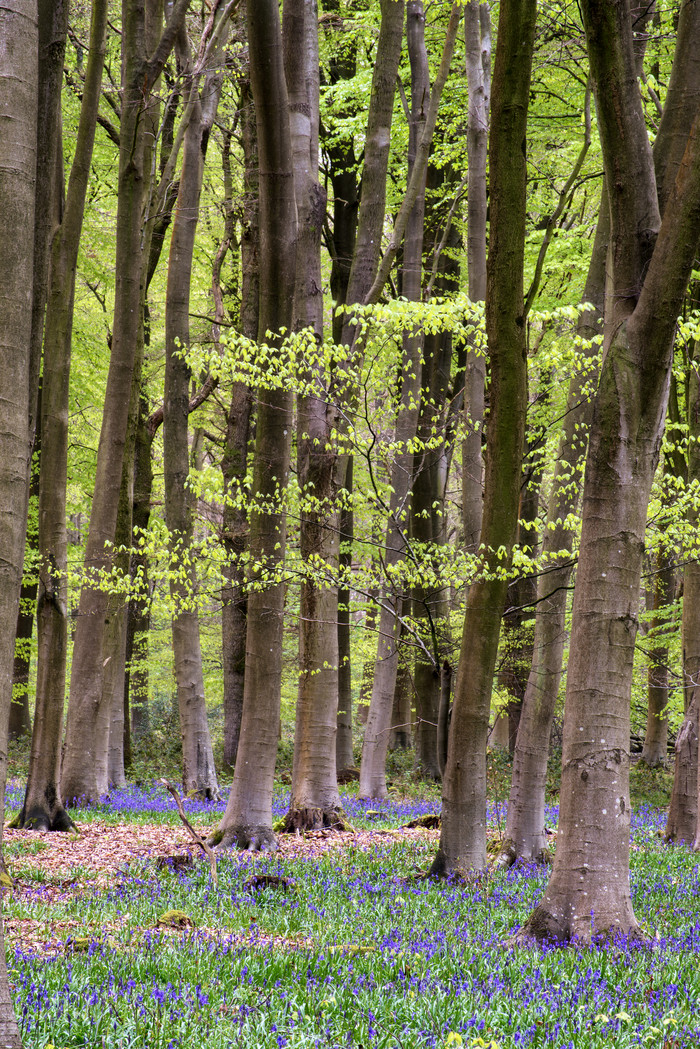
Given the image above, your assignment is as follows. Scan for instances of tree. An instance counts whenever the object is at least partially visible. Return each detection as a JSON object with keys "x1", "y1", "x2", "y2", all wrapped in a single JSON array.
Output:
[
  {"x1": 163, "y1": 2, "x2": 233, "y2": 800},
  {"x1": 61, "y1": 0, "x2": 192, "y2": 804},
  {"x1": 430, "y1": 0, "x2": 537, "y2": 876},
  {"x1": 0, "y1": 0, "x2": 39, "y2": 1040},
  {"x1": 521, "y1": 0, "x2": 700, "y2": 944},
  {"x1": 213, "y1": 0, "x2": 298, "y2": 850},
  {"x1": 17, "y1": 0, "x2": 108, "y2": 832}
]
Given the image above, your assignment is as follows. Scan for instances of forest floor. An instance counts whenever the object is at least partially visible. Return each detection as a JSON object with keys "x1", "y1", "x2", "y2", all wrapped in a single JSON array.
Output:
[{"x1": 3, "y1": 763, "x2": 694, "y2": 1049}]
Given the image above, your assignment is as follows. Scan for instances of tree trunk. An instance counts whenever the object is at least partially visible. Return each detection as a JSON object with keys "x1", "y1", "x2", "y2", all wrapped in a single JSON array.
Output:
[
  {"x1": 214, "y1": 0, "x2": 297, "y2": 850},
  {"x1": 498, "y1": 202, "x2": 606, "y2": 865},
  {"x1": 20, "y1": 0, "x2": 107, "y2": 828},
  {"x1": 0, "y1": 0, "x2": 39, "y2": 1040},
  {"x1": 221, "y1": 80, "x2": 257, "y2": 772},
  {"x1": 521, "y1": 0, "x2": 700, "y2": 944},
  {"x1": 11, "y1": 443, "x2": 39, "y2": 743},
  {"x1": 640, "y1": 550, "x2": 674, "y2": 767},
  {"x1": 431, "y1": 0, "x2": 536, "y2": 877},
  {"x1": 359, "y1": 1, "x2": 441, "y2": 799},
  {"x1": 667, "y1": 341, "x2": 700, "y2": 843},
  {"x1": 462, "y1": 0, "x2": 490, "y2": 553},
  {"x1": 163, "y1": 15, "x2": 228, "y2": 801},
  {"x1": 336, "y1": 479, "x2": 355, "y2": 772},
  {"x1": 62, "y1": 0, "x2": 191, "y2": 805},
  {"x1": 282, "y1": 0, "x2": 347, "y2": 832}
]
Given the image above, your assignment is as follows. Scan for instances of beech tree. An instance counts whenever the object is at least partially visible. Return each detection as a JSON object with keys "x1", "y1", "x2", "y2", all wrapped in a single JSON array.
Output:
[
  {"x1": 0, "y1": 0, "x2": 39, "y2": 1041},
  {"x1": 522, "y1": 0, "x2": 700, "y2": 944},
  {"x1": 61, "y1": 0, "x2": 192, "y2": 804},
  {"x1": 213, "y1": 0, "x2": 298, "y2": 850},
  {"x1": 431, "y1": 0, "x2": 537, "y2": 876}
]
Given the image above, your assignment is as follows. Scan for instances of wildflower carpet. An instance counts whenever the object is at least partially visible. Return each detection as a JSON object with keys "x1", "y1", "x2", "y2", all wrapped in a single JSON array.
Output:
[{"x1": 3, "y1": 782, "x2": 699, "y2": 1048}]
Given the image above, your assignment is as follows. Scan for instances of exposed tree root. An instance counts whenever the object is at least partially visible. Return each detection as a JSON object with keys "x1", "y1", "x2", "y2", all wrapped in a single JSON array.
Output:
[
  {"x1": 515, "y1": 905, "x2": 647, "y2": 947},
  {"x1": 210, "y1": 824, "x2": 279, "y2": 852},
  {"x1": 280, "y1": 806, "x2": 348, "y2": 834},
  {"x1": 493, "y1": 837, "x2": 553, "y2": 869},
  {"x1": 10, "y1": 804, "x2": 76, "y2": 833}
]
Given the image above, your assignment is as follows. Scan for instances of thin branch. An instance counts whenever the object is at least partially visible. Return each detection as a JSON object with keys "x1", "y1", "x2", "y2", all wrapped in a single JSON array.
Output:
[{"x1": 158, "y1": 779, "x2": 218, "y2": 886}]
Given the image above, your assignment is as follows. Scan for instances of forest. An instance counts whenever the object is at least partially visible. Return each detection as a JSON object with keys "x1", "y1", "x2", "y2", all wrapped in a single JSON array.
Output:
[{"x1": 3, "y1": 0, "x2": 700, "y2": 1045}]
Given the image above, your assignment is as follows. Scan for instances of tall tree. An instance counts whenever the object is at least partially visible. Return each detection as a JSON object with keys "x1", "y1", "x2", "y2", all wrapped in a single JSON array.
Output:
[
  {"x1": 61, "y1": 0, "x2": 191, "y2": 804},
  {"x1": 18, "y1": 0, "x2": 109, "y2": 830},
  {"x1": 521, "y1": 0, "x2": 700, "y2": 944},
  {"x1": 0, "y1": 0, "x2": 39, "y2": 1040},
  {"x1": 213, "y1": 0, "x2": 298, "y2": 850},
  {"x1": 283, "y1": 0, "x2": 347, "y2": 831},
  {"x1": 430, "y1": 0, "x2": 537, "y2": 877},
  {"x1": 163, "y1": 2, "x2": 233, "y2": 800}
]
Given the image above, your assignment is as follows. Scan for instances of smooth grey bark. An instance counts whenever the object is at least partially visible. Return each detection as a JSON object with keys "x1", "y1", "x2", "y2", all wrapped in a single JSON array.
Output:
[
  {"x1": 640, "y1": 551, "x2": 674, "y2": 766},
  {"x1": 359, "y1": 0, "x2": 430, "y2": 799},
  {"x1": 0, "y1": 0, "x2": 38, "y2": 1041},
  {"x1": 412, "y1": 183, "x2": 459, "y2": 780},
  {"x1": 282, "y1": 0, "x2": 346, "y2": 832},
  {"x1": 213, "y1": 0, "x2": 297, "y2": 851},
  {"x1": 359, "y1": 4, "x2": 461, "y2": 800},
  {"x1": 507, "y1": 0, "x2": 700, "y2": 872},
  {"x1": 521, "y1": 0, "x2": 700, "y2": 944},
  {"x1": 163, "y1": 7, "x2": 230, "y2": 800},
  {"x1": 62, "y1": 0, "x2": 192, "y2": 805},
  {"x1": 462, "y1": 0, "x2": 490, "y2": 552},
  {"x1": 430, "y1": 0, "x2": 536, "y2": 877},
  {"x1": 221, "y1": 90, "x2": 256, "y2": 771},
  {"x1": 497, "y1": 199, "x2": 608, "y2": 866},
  {"x1": 21, "y1": 0, "x2": 107, "y2": 829}
]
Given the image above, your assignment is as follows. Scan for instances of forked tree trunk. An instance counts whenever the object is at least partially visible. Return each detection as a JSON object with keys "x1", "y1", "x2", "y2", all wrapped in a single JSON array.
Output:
[
  {"x1": 497, "y1": 198, "x2": 607, "y2": 866},
  {"x1": 213, "y1": 0, "x2": 297, "y2": 850},
  {"x1": 0, "y1": 1, "x2": 38, "y2": 1041},
  {"x1": 283, "y1": 0, "x2": 346, "y2": 832},
  {"x1": 163, "y1": 14, "x2": 229, "y2": 800},
  {"x1": 20, "y1": 0, "x2": 107, "y2": 830},
  {"x1": 521, "y1": 0, "x2": 700, "y2": 944},
  {"x1": 62, "y1": 0, "x2": 191, "y2": 805},
  {"x1": 430, "y1": 0, "x2": 536, "y2": 878}
]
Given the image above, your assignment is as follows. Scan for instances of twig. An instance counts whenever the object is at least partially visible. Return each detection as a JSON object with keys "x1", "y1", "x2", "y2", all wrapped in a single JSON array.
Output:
[{"x1": 158, "y1": 779, "x2": 218, "y2": 886}]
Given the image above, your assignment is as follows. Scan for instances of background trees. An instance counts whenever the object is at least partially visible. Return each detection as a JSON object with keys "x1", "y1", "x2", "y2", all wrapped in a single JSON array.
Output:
[{"x1": 5, "y1": 3, "x2": 700, "y2": 959}]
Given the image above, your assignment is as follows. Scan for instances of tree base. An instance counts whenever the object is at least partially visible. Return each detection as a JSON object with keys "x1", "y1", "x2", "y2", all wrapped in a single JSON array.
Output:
[
  {"x1": 281, "y1": 806, "x2": 348, "y2": 833},
  {"x1": 516, "y1": 903, "x2": 646, "y2": 947},
  {"x1": 209, "y1": 823, "x2": 278, "y2": 852},
  {"x1": 427, "y1": 847, "x2": 488, "y2": 884},
  {"x1": 10, "y1": 804, "x2": 76, "y2": 833},
  {"x1": 494, "y1": 836, "x2": 552, "y2": 869}
]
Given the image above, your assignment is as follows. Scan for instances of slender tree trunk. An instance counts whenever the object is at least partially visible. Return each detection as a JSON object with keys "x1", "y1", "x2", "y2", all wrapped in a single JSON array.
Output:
[
  {"x1": 19, "y1": 0, "x2": 108, "y2": 828},
  {"x1": 431, "y1": 0, "x2": 536, "y2": 877},
  {"x1": 359, "y1": 1, "x2": 454, "y2": 799},
  {"x1": 62, "y1": 0, "x2": 191, "y2": 805},
  {"x1": 667, "y1": 342, "x2": 700, "y2": 843},
  {"x1": 10, "y1": 442, "x2": 39, "y2": 743},
  {"x1": 163, "y1": 13, "x2": 228, "y2": 800},
  {"x1": 221, "y1": 84, "x2": 256, "y2": 772},
  {"x1": 0, "y1": 0, "x2": 39, "y2": 1040},
  {"x1": 521, "y1": 0, "x2": 700, "y2": 944},
  {"x1": 462, "y1": 0, "x2": 490, "y2": 552},
  {"x1": 336, "y1": 476, "x2": 355, "y2": 771},
  {"x1": 641, "y1": 550, "x2": 674, "y2": 766},
  {"x1": 214, "y1": 0, "x2": 297, "y2": 850}
]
